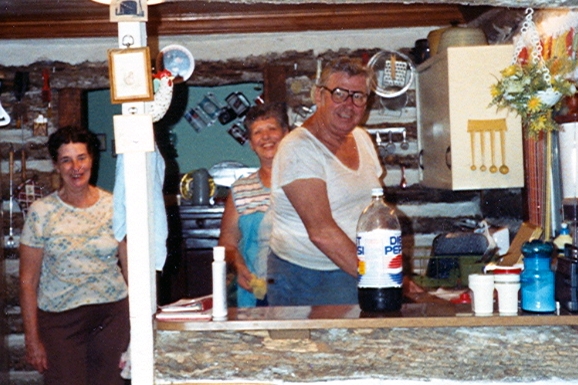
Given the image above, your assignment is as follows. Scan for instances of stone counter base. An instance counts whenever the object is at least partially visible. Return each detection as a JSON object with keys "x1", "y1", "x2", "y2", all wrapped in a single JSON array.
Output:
[{"x1": 155, "y1": 326, "x2": 578, "y2": 383}]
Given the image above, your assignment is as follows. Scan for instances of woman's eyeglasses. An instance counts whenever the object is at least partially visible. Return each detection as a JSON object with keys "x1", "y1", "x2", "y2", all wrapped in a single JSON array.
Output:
[{"x1": 319, "y1": 86, "x2": 368, "y2": 107}]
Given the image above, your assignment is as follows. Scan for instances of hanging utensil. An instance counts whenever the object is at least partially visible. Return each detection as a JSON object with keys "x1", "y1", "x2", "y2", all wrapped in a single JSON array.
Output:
[
  {"x1": 469, "y1": 129, "x2": 477, "y2": 171},
  {"x1": 400, "y1": 165, "x2": 407, "y2": 189},
  {"x1": 489, "y1": 128, "x2": 498, "y2": 173},
  {"x1": 400, "y1": 129, "x2": 409, "y2": 150},
  {"x1": 15, "y1": 148, "x2": 46, "y2": 218},
  {"x1": 367, "y1": 50, "x2": 415, "y2": 99},
  {"x1": 0, "y1": 77, "x2": 10, "y2": 127},
  {"x1": 0, "y1": 100, "x2": 9, "y2": 127},
  {"x1": 12, "y1": 71, "x2": 29, "y2": 128},
  {"x1": 41, "y1": 68, "x2": 51, "y2": 104},
  {"x1": 5, "y1": 146, "x2": 15, "y2": 249},
  {"x1": 499, "y1": 129, "x2": 509, "y2": 174},
  {"x1": 375, "y1": 132, "x2": 387, "y2": 159},
  {"x1": 479, "y1": 130, "x2": 487, "y2": 172},
  {"x1": 385, "y1": 131, "x2": 396, "y2": 154}
]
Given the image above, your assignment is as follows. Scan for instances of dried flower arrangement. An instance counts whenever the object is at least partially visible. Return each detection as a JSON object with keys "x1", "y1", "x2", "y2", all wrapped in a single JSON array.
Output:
[{"x1": 489, "y1": 8, "x2": 577, "y2": 136}]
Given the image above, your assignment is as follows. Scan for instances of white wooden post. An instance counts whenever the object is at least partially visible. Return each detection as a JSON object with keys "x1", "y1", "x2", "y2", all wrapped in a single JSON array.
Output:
[{"x1": 114, "y1": 21, "x2": 156, "y2": 385}]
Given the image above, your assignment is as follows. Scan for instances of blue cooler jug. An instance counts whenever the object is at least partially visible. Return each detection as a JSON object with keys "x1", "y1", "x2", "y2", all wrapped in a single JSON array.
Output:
[{"x1": 520, "y1": 240, "x2": 555, "y2": 312}]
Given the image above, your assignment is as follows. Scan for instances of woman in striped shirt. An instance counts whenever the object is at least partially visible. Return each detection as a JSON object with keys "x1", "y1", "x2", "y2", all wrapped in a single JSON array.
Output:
[{"x1": 218, "y1": 102, "x2": 289, "y2": 307}]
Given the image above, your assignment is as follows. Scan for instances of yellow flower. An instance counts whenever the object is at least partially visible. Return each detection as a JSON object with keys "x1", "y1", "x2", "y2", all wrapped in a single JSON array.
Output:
[
  {"x1": 531, "y1": 115, "x2": 548, "y2": 132},
  {"x1": 490, "y1": 84, "x2": 501, "y2": 98},
  {"x1": 501, "y1": 65, "x2": 519, "y2": 78},
  {"x1": 527, "y1": 96, "x2": 542, "y2": 112},
  {"x1": 490, "y1": 58, "x2": 577, "y2": 136}
]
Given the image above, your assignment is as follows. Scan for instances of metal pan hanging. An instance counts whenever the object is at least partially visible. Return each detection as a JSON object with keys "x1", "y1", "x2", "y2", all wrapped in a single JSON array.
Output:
[{"x1": 367, "y1": 50, "x2": 415, "y2": 99}]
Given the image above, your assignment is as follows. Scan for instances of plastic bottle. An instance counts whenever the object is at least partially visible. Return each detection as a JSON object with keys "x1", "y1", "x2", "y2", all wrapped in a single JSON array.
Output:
[
  {"x1": 553, "y1": 222, "x2": 573, "y2": 254},
  {"x1": 212, "y1": 246, "x2": 228, "y2": 321},
  {"x1": 356, "y1": 187, "x2": 403, "y2": 312}
]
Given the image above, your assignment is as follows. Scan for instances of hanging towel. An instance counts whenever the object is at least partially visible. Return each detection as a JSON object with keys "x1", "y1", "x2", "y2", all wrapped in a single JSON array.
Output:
[{"x1": 113, "y1": 147, "x2": 168, "y2": 271}]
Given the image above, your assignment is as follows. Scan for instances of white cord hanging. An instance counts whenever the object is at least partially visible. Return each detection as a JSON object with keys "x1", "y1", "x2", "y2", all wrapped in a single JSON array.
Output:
[{"x1": 513, "y1": 8, "x2": 561, "y2": 108}]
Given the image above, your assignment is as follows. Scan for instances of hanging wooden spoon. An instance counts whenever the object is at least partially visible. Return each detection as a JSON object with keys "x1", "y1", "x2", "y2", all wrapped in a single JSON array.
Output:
[
  {"x1": 469, "y1": 130, "x2": 476, "y2": 171},
  {"x1": 499, "y1": 129, "x2": 509, "y2": 174},
  {"x1": 489, "y1": 128, "x2": 498, "y2": 173},
  {"x1": 479, "y1": 131, "x2": 487, "y2": 172}
]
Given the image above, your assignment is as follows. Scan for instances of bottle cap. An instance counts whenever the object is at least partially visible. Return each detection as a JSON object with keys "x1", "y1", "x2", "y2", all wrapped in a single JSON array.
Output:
[
  {"x1": 371, "y1": 187, "x2": 384, "y2": 197},
  {"x1": 213, "y1": 246, "x2": 225, "y2": 262}
]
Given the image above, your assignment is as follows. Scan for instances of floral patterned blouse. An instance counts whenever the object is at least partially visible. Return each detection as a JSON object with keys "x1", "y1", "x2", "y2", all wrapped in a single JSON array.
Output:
[{"x1": 20, "y1": 189, "x2": 128, "y2": 312}]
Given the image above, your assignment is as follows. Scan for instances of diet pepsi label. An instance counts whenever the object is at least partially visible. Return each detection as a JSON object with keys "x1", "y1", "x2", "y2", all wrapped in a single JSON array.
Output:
[{"x1": 357, "y1": 229, "x2": 403, "y2": 288}]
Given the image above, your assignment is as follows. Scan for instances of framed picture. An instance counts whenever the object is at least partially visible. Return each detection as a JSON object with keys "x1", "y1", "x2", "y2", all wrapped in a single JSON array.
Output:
[
  {"x1": 110, "y1": 0, "x2": 148, "y2": 22},
  {"x1": 108, "y1": 47, "x2": 154, "y2": 104}
]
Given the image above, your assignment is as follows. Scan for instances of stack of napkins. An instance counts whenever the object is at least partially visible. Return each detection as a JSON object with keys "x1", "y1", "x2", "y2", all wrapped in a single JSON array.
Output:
[{"x1": 155, "y1": 295, "x2": 213, "y2": 321}]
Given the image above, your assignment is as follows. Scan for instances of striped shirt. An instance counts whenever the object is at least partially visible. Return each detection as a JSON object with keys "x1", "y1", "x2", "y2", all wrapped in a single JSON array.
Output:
[{"x1": 232, "y1": 171, "x2": 270, "y2": 216}]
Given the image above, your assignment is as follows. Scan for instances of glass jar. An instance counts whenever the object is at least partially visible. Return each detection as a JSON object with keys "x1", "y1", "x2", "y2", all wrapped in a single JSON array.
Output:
[{"x1": 520, "y1": 240, "x2": 555, "y2": 313}]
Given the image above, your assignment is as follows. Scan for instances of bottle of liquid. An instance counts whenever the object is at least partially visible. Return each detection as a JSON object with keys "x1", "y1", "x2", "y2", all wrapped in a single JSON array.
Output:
[
  {"x1": 356, "y1": 187, "x2": 403, "y2": 312},
  {"x1": 520, "y1": 240, "x2": 555, "y2": 313},
  {"x1": 553, "y1": 222, "x2": 573, "y2": 254},
  {"x1": 212, "y1": 246, "x2": 228, "y2": 321}
]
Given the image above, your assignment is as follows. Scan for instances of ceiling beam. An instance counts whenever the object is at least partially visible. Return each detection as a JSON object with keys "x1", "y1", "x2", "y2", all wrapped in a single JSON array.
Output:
[{"x1": 0, "y1": 1, "x2": 478, "y2": 39}]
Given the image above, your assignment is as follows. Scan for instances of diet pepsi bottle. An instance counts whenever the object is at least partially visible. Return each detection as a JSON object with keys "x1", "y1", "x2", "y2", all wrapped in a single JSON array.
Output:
[{"x1": 356, "y1": 187, "x2": 403, "y2": 312}]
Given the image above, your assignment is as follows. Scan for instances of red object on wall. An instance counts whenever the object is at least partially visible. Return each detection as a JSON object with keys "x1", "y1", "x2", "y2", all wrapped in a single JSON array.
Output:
[{"x1": 42, "y1": 68, "x2": 51, "y2": 103}]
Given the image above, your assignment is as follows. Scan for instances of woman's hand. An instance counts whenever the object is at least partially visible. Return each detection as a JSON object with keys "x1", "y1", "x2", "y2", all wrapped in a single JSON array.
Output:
[
  {"x1": 25, "y1": 336, "x2": 49, "y2": 373},
  {"x1": 235, "y1": 262, "x2": 254, "y2": 292}
]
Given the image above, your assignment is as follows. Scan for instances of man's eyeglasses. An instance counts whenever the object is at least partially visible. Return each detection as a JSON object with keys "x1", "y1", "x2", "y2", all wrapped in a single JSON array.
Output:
[{"x1": 319, "y1": 86, "x2": 368, "y2": 107}]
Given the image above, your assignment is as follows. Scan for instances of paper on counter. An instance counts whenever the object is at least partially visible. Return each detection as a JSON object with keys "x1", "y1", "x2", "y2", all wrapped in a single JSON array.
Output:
[{"x1": 155, "y1": 294, "x2": 213, "y2": 322}]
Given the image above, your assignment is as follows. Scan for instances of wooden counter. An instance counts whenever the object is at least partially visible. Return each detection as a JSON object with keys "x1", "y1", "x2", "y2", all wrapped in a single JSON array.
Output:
[{"x1": 156, "y1": 302, "x2": 578, "y2": 333}]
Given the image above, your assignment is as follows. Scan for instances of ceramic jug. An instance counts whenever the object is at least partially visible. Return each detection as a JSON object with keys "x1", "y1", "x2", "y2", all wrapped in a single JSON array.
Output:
[
  {"x1": 520, "y1": 240, "x2": 555, "y2": 313},
  {"x1": 191, "y1": 168, "x2": 211, "y2": 206}
]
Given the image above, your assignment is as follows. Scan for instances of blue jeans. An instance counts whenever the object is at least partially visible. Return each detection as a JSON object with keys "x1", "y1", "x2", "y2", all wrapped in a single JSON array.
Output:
[{"x1": 267, "y1": 252, "x2": 358, "y2": 306}]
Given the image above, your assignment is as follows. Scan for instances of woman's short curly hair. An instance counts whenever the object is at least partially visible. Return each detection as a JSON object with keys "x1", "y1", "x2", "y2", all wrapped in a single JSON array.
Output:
[
  {"x1": 47, "y1": 126, "x2": 99, "y2": 162},
  {"x1": 243, "y1": 102, "x2": 290, "y2": 138}
]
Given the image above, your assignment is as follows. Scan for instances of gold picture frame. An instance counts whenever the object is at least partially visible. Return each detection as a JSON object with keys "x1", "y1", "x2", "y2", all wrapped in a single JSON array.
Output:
[{"x1": 108, "y1": 47, "x2": 154, "y2": 104}]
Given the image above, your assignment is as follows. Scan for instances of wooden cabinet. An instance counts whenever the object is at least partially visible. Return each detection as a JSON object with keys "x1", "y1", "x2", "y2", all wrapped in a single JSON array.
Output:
[{"x1": 416, "y1": 44, "x2": 525, "y2": 190}]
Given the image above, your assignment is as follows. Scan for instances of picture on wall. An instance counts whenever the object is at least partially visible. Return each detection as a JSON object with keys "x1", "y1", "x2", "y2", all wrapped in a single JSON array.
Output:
[
  {"x1": 110, "y1": 0, "x2": 148, "y2": 22},
  {"x1": 108, "y1": 47, "x2": 154, "y2": 104}
]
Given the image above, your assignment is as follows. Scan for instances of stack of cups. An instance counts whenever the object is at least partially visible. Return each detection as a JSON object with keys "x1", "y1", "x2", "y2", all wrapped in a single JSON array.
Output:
[
  {"x1": 494, "y1": 269, "x2": 521, "y2": 316},
  {"x1": 468, "y1": 274, "x2": 494, "y2": 316}
]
